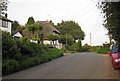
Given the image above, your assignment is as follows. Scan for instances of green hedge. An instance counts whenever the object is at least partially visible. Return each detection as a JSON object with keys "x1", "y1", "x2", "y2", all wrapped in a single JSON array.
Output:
[
  {"x1": 2, "y1": 32, "x2": 63, "y2": 75},
  {"x1": 97, "y1": 47, "x2": 109, "y2": 54}
]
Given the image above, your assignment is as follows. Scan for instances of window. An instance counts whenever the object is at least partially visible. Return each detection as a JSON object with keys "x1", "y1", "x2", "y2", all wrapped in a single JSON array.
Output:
[
  {"x1": 0, "y1": 20, "x2": 2, "y2": 26},
  {"x1": 6, "y1": 21, "x2": 8, "y2": 27},
  {"x1": 2, "y1": 20, "x2": 8, "y2": 28},
  {"x1": 2, "y1": 21, "x2": 6, "y2": 27},
  {"x1": 112, "y1": 45, "x2": 118, "y2": 54}
]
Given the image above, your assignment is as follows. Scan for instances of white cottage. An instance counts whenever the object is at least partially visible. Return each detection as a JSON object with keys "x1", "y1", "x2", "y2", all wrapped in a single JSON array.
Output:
[{"x1": 0, "y1": 17, "x2": 12, "y2": 34}]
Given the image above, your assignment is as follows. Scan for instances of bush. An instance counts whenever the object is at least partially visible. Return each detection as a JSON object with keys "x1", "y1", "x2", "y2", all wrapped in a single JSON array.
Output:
[
  {"x1": 2, "y1": 32, "x2": 20, "y2": 59},
  {"x1": 19, "y1": 37, "x2": 30, "y2": 42},
  {"x1": 78, "y1": 47, "x2": 90, "y2": 52},
  {"x1": 2, "y1": 59, "x2": 19, "y2": 75},
  {"x1": 69, "y1": 51, "x2": 77, "y2": 53},
  {"x1": 16, "y1": 41, "x2": 35, "y2": 56},
  {"x1": 2, "y1": 32, "x2": 64, "y2": 76},
  {"x1": 97, "y1": 47, "x2": 109, "y2": 54},
  {"x1": 48, "y1": 48, "x2": 63, "y2": 55}
]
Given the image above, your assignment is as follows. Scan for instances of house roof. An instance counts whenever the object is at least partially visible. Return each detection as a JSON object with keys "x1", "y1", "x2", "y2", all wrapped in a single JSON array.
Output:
[
  {"x1": 0, "y1": 17, "x2": 13, "y2": 22},
  {"x1": 22, "y1": 21, "x2": 60, "y2": 39},
  {"x1": 22, "y1": 28, "x2": 32, "y2": 39},
  {"x1": 35, "y1": 21, "x2": 60, "y2": 39}
]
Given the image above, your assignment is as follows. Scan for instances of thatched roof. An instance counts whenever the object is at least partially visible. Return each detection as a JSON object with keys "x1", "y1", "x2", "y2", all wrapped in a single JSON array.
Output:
[
  {"x1": 35, "y1": 21, "x2": 60, "y2": 39},
  {"x1": 22, "y1": 28, "x2": 32, "y2": 38},
  {"x1": 22, "y1": 21, "x2": 60, "y2": 39}
]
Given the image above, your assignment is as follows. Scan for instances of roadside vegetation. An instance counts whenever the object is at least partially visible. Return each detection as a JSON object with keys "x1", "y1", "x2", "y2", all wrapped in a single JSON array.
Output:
[{"x1": 2, "y1": 32, "x2": 63, "y2": 76}]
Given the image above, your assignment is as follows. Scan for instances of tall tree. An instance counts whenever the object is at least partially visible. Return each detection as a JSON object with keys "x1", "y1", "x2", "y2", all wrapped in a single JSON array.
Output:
[
  {"x1": 56, "y1": 21, "x2": 85, "y2": 40},
  {"x1": 59, "y1": 34, "x2": 74, "y2": 46},
  {"x1": 27, "y1": 16, "x2": 35, "y2": 25},
  {"x1": 12, "y1": 20, "x2": 20, "y2": 31},
  {"x1": 27, "y1": 24, "x2": 42, "y2": 38},
  {"x1": 0, "y1": 0, "x2": 8, "y2": 17},
  {"x1": 97, "y1": 2, "x2": 120, "y2": 43}
]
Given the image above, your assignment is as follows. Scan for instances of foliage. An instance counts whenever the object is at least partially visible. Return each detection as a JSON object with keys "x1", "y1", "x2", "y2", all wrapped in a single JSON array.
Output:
[
  {"x1": 48, "y1": 34, "x2": 59, "y2": 41},
  {"x1": 67, "y1": 42, "x2": 79, "y2": 51},
  {"x1": 3, "y1": 49, "x2": 63, "y2": 75},
  {"x1": 27, "y1": 16, "x2": 35, "y2": 25},
  {"x1": 11, "y1": 20, "x2": 25, "y2": 32},
  {"x1": 0, "y1": 0, "x2": 8, "y2": 17},
  {"x1": 48, "y1": 34, "x2": 59, "y2": 47},
  {"x1": 2, "y1": 32, "x2": 20, "y2": 59},
  {"x1": 32, "y1": 38, "x2": 40, "y2": 44},
  {"x1": 2, "y1": 59, "x2": 19, "y2": 75},
  {"x1": 17, "y1": 25, "x2": 26, "y2": 33},
  {"x1": 66, "y1": 34, "x2": 74, "y2": 46},
  {"x1": 19, "y1": 36, "x2": 30, "y2": 42},
  {"x1": 97, "y1": 2, "x2": 120, "y2": 42},
  {"x1": 2, "y1": 32, "x2": 64, "y2": 75},
  {"x1": 59, "y1": 34, "x2": 74, "y2": 46},
  {"x1": 27, "y1": 24, "x2": 43, "y2": 38},
  {"x1": 97, "y1": 47, "x2": 109, "y2": 54},
  {"x1": 12, "y1": 20, "x2": 20, "y2": 31},
  {"x1": 56, "y1": 20, "x2": 85, "y2": 40},
  {"x1": 88, "y1": 46, "x2": 101, "y2": 52},
  {"x1": 58, "y1": 35, "x2": 66, "y2": 44},
  {"x1": 50, "y1": 20, "x2": 55, "y2": 27},
  {"x1": 69, "y1": 51, "x2": 77, "y2": 53},
  {"x1": 48, "y1": 48, "x2": 63, "y2": 55},
  {"x1": 78, "y1": 40, "x2": 82, "y2": 50}
]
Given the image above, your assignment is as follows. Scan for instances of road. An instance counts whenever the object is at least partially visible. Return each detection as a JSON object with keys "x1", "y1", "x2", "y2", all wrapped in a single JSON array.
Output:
[{"x1": 3, "y1": 52, "x2": 119, "y2": 79}]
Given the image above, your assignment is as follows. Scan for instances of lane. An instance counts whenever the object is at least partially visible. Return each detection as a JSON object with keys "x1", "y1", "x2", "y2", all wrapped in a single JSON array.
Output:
[{"x1": 3, "y1": 52, "x2": 118, "y2": 79}]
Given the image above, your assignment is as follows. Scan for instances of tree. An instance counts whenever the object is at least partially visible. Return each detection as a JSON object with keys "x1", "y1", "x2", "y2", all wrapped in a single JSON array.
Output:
[
  {"x1": 27, "y1": 24, "x2": 43, "y2": 38},
  {"x1": 0, "y1": 0, "x2": 8, "y2": 17},
  {"x1": 48, "y1": 34, "x2": 59, "y2": 47},
  {"x1": 35, "y1": 24, "x2": 43, "y2": 38},
  {"x1": 59, "y1": 34, "x2": 74, "y2": 46},
  {"x1": 12, "y1": 20, "x2": 20, "y2": 31},
  {"x1": 97, "y1": 2, "x2": 120, "y2": 43},
  {"x1": 78, "y1": 40, "x2": 82, "y2": 50},
  {"x1": 27, "y1": 24, "x2": 37, "y2": 38},
  {"x1": 27, "y1": 16, "x2": 35, "y2": 25},
  {"x1": 56, "y1": 21, "x2": 85, "y2": 40},
  {"x1": 50, "y1": 20, "x2": 55, "y2": 27}
]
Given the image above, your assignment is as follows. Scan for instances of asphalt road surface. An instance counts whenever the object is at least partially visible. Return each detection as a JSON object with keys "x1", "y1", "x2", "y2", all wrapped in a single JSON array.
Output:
[{"x1": 3, "y1": 52, "x2": 119, "y2": 79}]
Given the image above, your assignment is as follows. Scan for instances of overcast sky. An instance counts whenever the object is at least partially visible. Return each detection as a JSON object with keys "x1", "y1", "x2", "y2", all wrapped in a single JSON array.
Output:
[{"x1": 7, "y1": 0, "x2": 110, "y2": 46}]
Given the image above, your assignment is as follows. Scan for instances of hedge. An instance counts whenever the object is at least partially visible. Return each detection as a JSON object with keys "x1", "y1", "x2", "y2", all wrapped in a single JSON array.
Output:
[{"x1": 2, "y1": 32, "x2": 63, "y2": 76}]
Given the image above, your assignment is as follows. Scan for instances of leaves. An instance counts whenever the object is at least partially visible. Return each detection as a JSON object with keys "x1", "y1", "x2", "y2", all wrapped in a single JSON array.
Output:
[
  {"x1": 56, "y1": 21, "x2": 85, "y2": 40},
  {"x1": 0, "y1": 0, "x2": 8, "y2": 16},
  {"x1": 27, "y1": 16, "x2": 35, "y2": 25},
  {"x1": 27, "y1": 24, "x2": 43, "y2": 38},
  {"x1": 48, "y1": 34, "x2": 59, "y2": 41},
  {"x1": 98, "y1": 2, "x2": 120, "y2": 42}
]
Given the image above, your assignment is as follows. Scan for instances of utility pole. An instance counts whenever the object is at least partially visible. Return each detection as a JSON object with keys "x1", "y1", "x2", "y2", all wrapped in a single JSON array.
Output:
[{"x1": 90, "y1": 33, "x2": 92, "y2": 46}]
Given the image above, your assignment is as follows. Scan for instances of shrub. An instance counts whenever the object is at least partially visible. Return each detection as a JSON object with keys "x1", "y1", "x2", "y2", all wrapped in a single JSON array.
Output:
[
  {"x1": 2, "y1": 32, "x2": 20, "y2": 59},
  {"x1": 2, "y1": 59, "x2": 19, "y2": 75},
  {"x1": 97, "y1": 47, "x2": 109, "y2": 54},
  {"x1": 2, "y1": 32, "x2": 64, "y2": 76},
  {"x1": 48, "y1": 48, "x2": 63, "y2": 55},
  {"x1": 69, "y1": 51, "x2": 77, "y2": 53},
  {"x1": 19, "y1": 37, "x2": 30, "y2": 42},
  {"x1": 16, "y1": 41, "x2": 35, "y2": 56}
]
